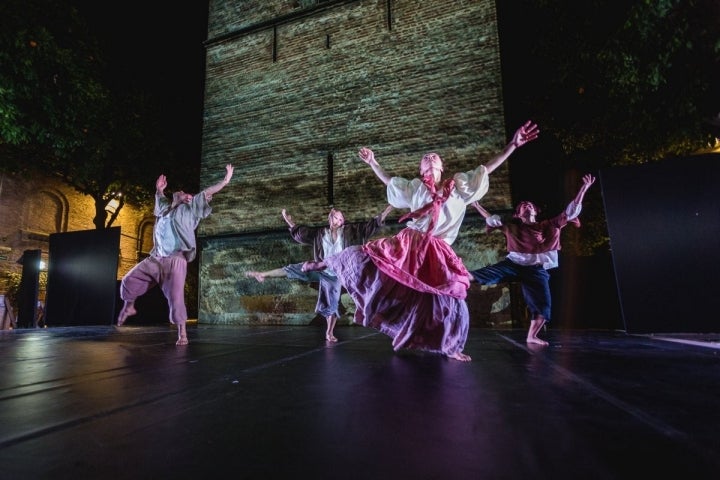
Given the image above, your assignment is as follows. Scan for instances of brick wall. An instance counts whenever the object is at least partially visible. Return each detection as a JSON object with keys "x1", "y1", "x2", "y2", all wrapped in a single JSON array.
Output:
[
  {"x1": 199, "y1": 0, "x2": 518, "y2": 326},
  {"x1": 0, "y1": 173, "x2": 152, "y2": 299}
]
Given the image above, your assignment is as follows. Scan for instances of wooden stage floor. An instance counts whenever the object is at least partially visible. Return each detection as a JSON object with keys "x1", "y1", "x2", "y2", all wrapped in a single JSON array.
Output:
[{"x1": 0, "y1": 324, "x2": 718, "y2": 479}]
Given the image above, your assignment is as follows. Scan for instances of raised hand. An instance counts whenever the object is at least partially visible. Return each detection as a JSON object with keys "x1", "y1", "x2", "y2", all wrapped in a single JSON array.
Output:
[
  {"x1": 574, "y1": 174, "x2": 596, "y2": 204},
  {"x1": 281, "y1": 209, "x2": 295, "y2": 228},
  {"x1": 224, "y1": 164, "x2": 234, "y2": 183},
  {"x1": 156, "y1": 174, "x2": 167, "y2": 193},
  {"x1": 511, "y1": 121, "x2": 540, "y2": 148},
  {"x1": 581, "y1": 174, "x2": 596, "y2": 189},
  {"x1": 358, "y1": 147, "x2": 376, "y2": 165}
]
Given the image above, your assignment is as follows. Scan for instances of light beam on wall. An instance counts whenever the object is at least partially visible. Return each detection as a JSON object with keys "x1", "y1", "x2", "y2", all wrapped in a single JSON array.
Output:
[{"x1": 105, "y1": 193, "x2": 122, "y2": 215}]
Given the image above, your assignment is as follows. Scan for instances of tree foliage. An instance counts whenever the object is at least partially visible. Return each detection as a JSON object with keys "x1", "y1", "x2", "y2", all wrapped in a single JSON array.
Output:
[
  {"x1": 522, "y1": 0, "x2": 719, "y2": 165},
  {"x1": 502, "y1": 0, "x2": 720, "y2": 254},
  {"x1": 0, "y1": 0, "x2": 175, "y2": 228}
]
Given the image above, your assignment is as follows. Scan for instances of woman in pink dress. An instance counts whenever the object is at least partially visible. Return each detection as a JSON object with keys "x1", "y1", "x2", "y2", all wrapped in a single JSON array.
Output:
[{"x1": 303, "y1": 121, "x2": 539, "y2": 361}]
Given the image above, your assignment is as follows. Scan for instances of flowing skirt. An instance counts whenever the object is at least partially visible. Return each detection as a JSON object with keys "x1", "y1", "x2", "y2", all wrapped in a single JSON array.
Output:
[
  {"x1": 324, "y1": 239, "x2": 470, "y2": 357},
  {"x1": 362, "y1": 228, "x2": 470, "y2": 299}
]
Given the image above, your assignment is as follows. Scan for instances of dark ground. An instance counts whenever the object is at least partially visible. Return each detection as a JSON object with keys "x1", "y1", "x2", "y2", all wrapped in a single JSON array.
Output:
[{"x1": 1, "y1": 323, "x2": 718, "y2": 479}]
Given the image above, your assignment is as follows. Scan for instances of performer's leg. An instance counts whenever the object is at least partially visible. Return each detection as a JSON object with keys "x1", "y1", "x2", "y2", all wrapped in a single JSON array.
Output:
[
  {"x1": 160, "y1": 256, "x2": 189, "y2": 346},
  {"x1": 245, "y1": 268, "x2": 288, "y2": 282},
  {"x1": 519, "y1": 266, "x2": 551, "y2": 346},
  {"x1": 469, "y1": 259, "x2": 517, "y2": 285},
  {"x1": 302, "y1": 260, "x2": 327, "y2": 272},
  {"x1": 118, "y1": 259, "x2": 158, "y2": 326},
  {"x1": 318, "y1": 276, "x2": 341, "y2": 342},
  {"x1": 326, "y1": 314, "x2": 338, "y2": 342},
  {"x1": 527, "y1": 316, "x2": 549, "y2": 346}
]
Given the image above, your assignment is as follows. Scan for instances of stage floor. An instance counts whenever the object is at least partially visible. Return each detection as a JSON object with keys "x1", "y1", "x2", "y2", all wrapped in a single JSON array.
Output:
[{"x1": 1, "y1": 324, "x2": 718, "y2": 479}]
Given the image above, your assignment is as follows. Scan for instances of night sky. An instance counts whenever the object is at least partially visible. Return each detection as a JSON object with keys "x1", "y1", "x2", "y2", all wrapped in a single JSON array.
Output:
[{"x1": 68, "y1": 1, "x2": 210, "y2": 167}]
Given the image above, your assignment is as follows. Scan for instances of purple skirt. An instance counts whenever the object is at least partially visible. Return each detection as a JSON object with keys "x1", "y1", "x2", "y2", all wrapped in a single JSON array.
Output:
[{"x1": 324, "y1": 246, "x2": 469, "y2": 357}]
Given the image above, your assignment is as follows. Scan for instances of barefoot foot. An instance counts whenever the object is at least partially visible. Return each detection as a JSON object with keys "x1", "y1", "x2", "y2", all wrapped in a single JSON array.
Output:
[
  {"x1": 527, "y1": 337, "x2": 549, "y2": 346},
  {"x1": 447, "y1": 351, "x2": 472, "y2": 362},
  {"x1": 176, "y1": 336, "x2": 189, "y2": 346},
  {"x1": 117, "y1": 306, "x2": 137, "y2": 326},
  {"x1": 245, "y1": 271, "x2": 265, "y2": 282},
  {"x1": 326, "y1": 333, "x2": 338, "y2": 343}
]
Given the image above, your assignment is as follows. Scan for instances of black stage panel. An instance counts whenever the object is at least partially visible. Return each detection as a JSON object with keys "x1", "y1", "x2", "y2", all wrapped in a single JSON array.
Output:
[
  {"x1": 600, "y1": 154, "x2": 720, "y2": 333},
  {"x1": 45, "y1": 227, "x2": 120, "y2": 326},
  {"x1": 17, "y1": 249, "x2": 41, "y2": 328}
]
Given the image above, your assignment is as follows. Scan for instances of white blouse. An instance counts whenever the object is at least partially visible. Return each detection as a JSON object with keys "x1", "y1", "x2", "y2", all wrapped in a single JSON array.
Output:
[{"x1": 386, "y1": 165, "x2": 490, "y2": 245}]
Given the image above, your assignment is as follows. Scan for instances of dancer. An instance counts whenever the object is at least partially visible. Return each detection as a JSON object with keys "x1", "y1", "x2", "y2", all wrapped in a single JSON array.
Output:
[
  {"x1": 469, "y1": 173, "x2": 596, "y2": 346},
  {"x1": 302, "y1": 121, "x2": 539, "y2": 361},
  {"x1": 117, "y1": 164, "x2": 234, "y2": 345},
  {"x1": 246, "y1": 205, "x2": 393, "y2": 342}
]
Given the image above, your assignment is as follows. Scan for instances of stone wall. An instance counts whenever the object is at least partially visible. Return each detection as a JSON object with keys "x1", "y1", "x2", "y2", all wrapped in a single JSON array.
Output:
[{"x1": 198, "y1": 0, "x2": 518, "y2": 326}]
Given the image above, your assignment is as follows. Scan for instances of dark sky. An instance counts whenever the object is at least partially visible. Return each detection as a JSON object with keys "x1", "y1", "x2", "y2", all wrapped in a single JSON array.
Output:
[{"x1": 68, "y1": 1, "x2": 210, "y2": 166}]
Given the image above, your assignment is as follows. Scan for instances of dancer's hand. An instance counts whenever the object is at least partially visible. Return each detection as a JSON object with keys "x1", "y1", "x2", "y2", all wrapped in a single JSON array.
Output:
[
  {"x1": 156, "y1": 174, "x2": 167, "y2": 193},
  {"x1": 511, "y1": 121, "x2": 540, "y2": 148},
  {"x1": 282, "y1": 209, "x2": 295, "y2": 228},
  {"x1": 358, "y1": 147, "x2": 377, "y2": 166}
]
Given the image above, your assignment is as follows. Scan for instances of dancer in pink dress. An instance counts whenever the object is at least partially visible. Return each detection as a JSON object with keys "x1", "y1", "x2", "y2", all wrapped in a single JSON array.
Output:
[{"x1": 303, "y1": 122, "x2": 539, "y2": 361}]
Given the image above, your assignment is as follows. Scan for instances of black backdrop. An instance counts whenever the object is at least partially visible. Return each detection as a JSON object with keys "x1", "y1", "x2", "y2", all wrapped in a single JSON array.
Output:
[
  {"x1": 45, "y1": 227, "x2": 120, "y2": 326},
  {"x1": 600, "y1": 154, "x2": 720, "y2": 333}
]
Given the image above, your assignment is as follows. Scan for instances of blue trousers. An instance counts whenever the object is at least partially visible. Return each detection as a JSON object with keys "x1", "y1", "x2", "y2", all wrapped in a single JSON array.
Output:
[
  {"x1": 283, "y1": 263, "x2": 341, "y2": 318},
  {"x1": 469, "y1": 259, "x2": 552, "y2": 322}
]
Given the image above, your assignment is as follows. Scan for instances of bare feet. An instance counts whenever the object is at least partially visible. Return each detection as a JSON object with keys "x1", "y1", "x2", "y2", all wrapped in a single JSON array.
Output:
[
  {"x1": 325, "y1": 314, "x2": 338, "y2": 343},
  {"x1": 176, "y1": 324, "x2": 188, "y2": 346},
  {"x1": 527, "y1": 318, "x2": 548, "y2": 346},
  {"x1": 117, "y1": 305, "x2": 137, "y2": 326},
  {"x1": 245, "y1": 271, "x2": 265, "y2": 282},
  {"x1": 447, "y1": 351, "x2": 472, "y2": 362}
]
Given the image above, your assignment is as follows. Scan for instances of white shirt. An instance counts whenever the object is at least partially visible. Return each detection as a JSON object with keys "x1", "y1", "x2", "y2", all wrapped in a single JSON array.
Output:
[
  {"x1": 386, "y1": 165, "x2": 490, "y2": 245},
  {"x1": 321, "y1": 227, "x2": 344, "y2": 277},
  {"x1": 488, "y1": 200, "x2": 583, "y2": 269}
]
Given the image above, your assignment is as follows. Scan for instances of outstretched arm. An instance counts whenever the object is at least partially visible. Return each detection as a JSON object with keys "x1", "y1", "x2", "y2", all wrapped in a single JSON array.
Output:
[
  {"x1": 359, "y1": 147, "x2": 392, "y2": 185},
  {"x1": 565, "y1": 174, "x2": 596, "y2": 221},
  {"x1": 281, "y1": 209, "x2": 295, "y2": 228},
  {"x1": 472, "y1": 201, "x2": 503, "y2": 227},
  {"x1": 573, "y1": 174, "x2": 596, "y2": 205},
  {"x1": 483, "y1": 121, "x2": 539, "y2": 175},
  {"x1": 379, "y1": 204, "x2": 394, "y2": 223},
  {"x1": 471, "y1": 201, "x2": 491, "y2": 219},
  {"x1": 204, "y1": 164, "x2": 234, "y2": 198}
]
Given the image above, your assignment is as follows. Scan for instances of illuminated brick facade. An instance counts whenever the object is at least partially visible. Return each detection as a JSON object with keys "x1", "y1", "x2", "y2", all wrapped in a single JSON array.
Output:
[
  {"x1": 198, "y1": 0, "x2": 516, "y2": 327},
  {"x1": 0, "y1": 174, "x2": 153, "y2": 302}
]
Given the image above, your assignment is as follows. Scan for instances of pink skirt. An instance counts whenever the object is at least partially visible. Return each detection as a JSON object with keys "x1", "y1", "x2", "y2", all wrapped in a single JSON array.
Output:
[
  {"x1": 324, "y1": 238, "x2": 470, "y2": 357},
  {"x1": 362, "y1": 228, "x2": 471, "y2": 300}
]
